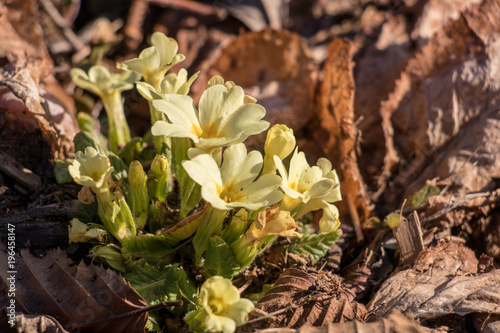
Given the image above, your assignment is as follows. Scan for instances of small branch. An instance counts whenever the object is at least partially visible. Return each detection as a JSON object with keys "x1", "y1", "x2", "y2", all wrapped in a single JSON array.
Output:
[{"x1": 420, "y1": 191, "x2": 499, "y2": 225}]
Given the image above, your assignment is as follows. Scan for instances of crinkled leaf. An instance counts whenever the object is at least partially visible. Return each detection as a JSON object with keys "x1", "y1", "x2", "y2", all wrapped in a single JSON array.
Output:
[
  {"x1": 125, "y1": 262, "x2": 195, "y2": 315},
  {"x1": 289, "y1": 230, "x2": 342, "y2": 262},
  {"x1": 76, "y1": 200, "x2": 98, "y2": 223},
  {"x1": 204, "y1": 235, "x2": 240, "y2": 278},
  {"x1": 54, "y1": 159, "x2": 73, "y2": 184},
  {"x1": 409, "y1": 185, "x2": 441, "y2": 208},
  {"x1": 386, "y1": 213, "x2": 401, "y2": 229},
  {"x1": 118, "y1": 137, "x2": 144, "y2": 167},
  {"x1": 121, "y1": 234, "x2": 175, "y2": 266}
]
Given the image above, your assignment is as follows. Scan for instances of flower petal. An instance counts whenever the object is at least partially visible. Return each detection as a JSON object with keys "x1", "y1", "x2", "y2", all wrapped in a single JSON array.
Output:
[
  {"x1": 151, "y1": 121, "x2": 199, "y2": 143},
  {"x1": 219, "y1": 103, "x2": 269, "y2": 139},
  {"x1": 223, "y1": 298, "x2": 254, "y2": 326},
  {"x1": 151, "y1": 32, "x2": 178, "y2": 65},
  {"x1": 198, "y1": 84, "x2": 227, "y2": 128},
  {"x1": 182, "y1": 153, "x2": 222, "y2": 188},
  {"x1": 152, "y1": 96, "x2": 200, "y2": 133}
]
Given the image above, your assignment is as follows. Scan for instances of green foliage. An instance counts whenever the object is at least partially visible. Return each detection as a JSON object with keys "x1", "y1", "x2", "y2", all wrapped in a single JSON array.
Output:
[
  {"x1": 54, "y1": 159, "x2": 73, "y2": 184},
  {"x1": 125, "y1": 262, "x2": 196, "y2": 313},
  {"x1": 386, "y1": 213, "x2": 401, "y2": 229},
  {"x1": 121, "y1": 234, "x2": 175, "y2": 266},
  {"x1": 410, "y1": 184, "x2": 441, "y2": 208},
  {"x1": 172, "y1": 138, "x2": 201, "y2": 219},
  {"x1": 76, "y1": 200, "x2": 98, "y2": 223},
  {"x1": 289, "y1": 229, "x2": 342, "y2": 262},
  {"x1": 204, "y1": 236, "x2": 240, "y2": 278}
]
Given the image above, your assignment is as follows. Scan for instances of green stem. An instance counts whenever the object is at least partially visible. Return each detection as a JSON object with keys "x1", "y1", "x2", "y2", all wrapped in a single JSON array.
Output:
[
  {"x1": 148, "y1": 100, "x2": 170, "y2": 153},
  {"x1": 193, "y1": 206, "x2": 228, "y2": 265},
  {"x1": 101, "y1": 91, "x2": 131, "y2": 154}
]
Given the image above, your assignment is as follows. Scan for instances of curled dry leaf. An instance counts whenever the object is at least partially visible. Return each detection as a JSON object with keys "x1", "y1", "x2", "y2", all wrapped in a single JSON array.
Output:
[
  {"x1": 0, "y1": 247, "x2": 148, "y2": 333},
  {"x1": 294, "y1": 311, "x2": 437, "y2": 333},
  {"x1": 311, "y1": 38, "x2": 371, "y2": 228},
  {"x1": 0, "y1": 0, "x2": 77, "y2": 161},
  {"x1": 240, "y1": 268, "x2": 366, "y2": 332},
  {"x1": 209, "y1": 29, "x2": 316, "y2": 146},
  {"x1": 378, "y1": 0, "x2": 500, "y2": 203},
  {"x1": 367, "y1": 240, "x2": 500, "y2": 319},
  {"x1": 0, "y1": 312, "x2": 69, "y2": 333}
]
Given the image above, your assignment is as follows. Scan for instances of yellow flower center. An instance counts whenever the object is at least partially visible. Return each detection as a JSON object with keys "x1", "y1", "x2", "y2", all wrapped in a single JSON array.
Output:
[
  {"x1": 200, "y1": 122, "x2": 224, "y2": 139},
  {"x1": 208, "y1": 297, "x2": 226, "y2": 315}
]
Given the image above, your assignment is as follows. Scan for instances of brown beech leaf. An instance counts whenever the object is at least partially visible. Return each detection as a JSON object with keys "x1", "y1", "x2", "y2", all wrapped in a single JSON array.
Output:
[
  {"x1": 0, "y1": 1, "x2": 77, "y2": 160},
  {"x1": 311, "y1": 38, "x2": 371, "y2": 230},
  {"x1": 292, "y1": 311, "x2": 437, "y2": 333},
  {"x1": 0, "y1": 247, "x2": 148, "y2": 333},
  {"x1": 240, "y1": 268, "x2": 366, "y2": 332},
  {"x1": 209, "y1": 29, "x2": 316, "y2": 147},
  {"x1": 378, "y1": 0, "x2": 500, "y2": 203},
  {"x1": 367, "y1": 240, "x2": 500, "y2": 319}
]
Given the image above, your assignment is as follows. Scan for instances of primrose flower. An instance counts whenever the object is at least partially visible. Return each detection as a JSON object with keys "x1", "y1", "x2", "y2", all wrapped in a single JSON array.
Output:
[
  {"x1": 262, "y1": 124, "x2": 296, "y2": 174},
  {"x1": 182, "y1": 144, "x2": 283, "y2": 211},
  {"x1": 68, "y1": 147, "x2": 113, "y2": 191},
  {"x1": 118, "y1": 32, "x2": 185, "y2": 88},
  {"x1": 70, "y1": 66, "x2": 138, "y2": 98},
  {"x1": 71, "y1": 66, "x2": 138, "y2": 153},
  {"x1": 245, "y1": 205, "x2": 301, "y2": 243},
  {"x1": 151, "y1": 84, "x2": 269, "y2": 152},
  {"x1": 136, "y1": 68, "x2": 199, "y2": 101},
  {"x1": 274, "y1": 148, "x2": 342, "y2": 233},
  {"x1": 68, "y1": 218, "x2": 106, "y2": 243},
  {"x1": 186, "y1": 276, "x2": 254, "y2": 333},
  {"x1": 207, "y1": 75, "x2": 257, "y2": 104}
]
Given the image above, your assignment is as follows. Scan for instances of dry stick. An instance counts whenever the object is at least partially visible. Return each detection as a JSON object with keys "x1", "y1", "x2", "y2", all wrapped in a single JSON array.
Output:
[
  {"x1": 420, "y1": 191, "x2": 498, "y2": 225},
  {"x1": 124, "y1": 0, "x2": 149, "y2": 51},
  {"x1": 145, "y1": 0, "x2": 221, "y2": 16},
  {"x1": 245, "y1": 306, "x2": 297, "y2": 325},
  {"x1": 39, "y1": 0, "x2": 90, "y2": 63},
  {"x1": 346, "y1": 195, "x2": 364, "y2": 243}
]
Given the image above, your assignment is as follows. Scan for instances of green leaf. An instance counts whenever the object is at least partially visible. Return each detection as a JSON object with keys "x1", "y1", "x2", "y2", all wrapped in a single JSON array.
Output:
[
  {"x1": 409, "y1": 184, "x2": 441, "y2": 208},
  {"x1": 77, "y1": 112, "x2": 108, "y2": 148},
  {"x1": 386, "y1": 213, "x2": 400, "y2": 229},
  {"x1": 172, "y1": 138, "x2": 201, "y2": 219},
  {"x1": 289, "y1": 229, "x2": 342, "y2": 262},
  {"x1": 119, "y1": 137, "x2": 144, "y2": 166},
  {"x1": 121, "y1": 234, "x2": 175, "y2": 266},
  {"x1": 204, "y1": 235, "x2": 240, "y2": 278},
  {"x1": 125, "y1": 262, "x2": 196, "y2": 314},
  {"x1": 76, "y1": 200, "x2": 98, "y2": 223},
  {"x1": 54, "y1": 159, "x2": 73, "y2": 184}
]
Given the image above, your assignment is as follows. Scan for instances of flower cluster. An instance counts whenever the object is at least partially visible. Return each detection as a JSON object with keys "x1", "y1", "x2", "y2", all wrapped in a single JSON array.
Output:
[{"x1": 65, "y1": 32, "x2": 343, "y2": 333}]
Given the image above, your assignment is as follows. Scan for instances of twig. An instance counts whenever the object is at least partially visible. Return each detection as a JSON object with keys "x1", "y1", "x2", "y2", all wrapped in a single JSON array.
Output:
[
  {"x1": 420, "y1": 191, "x2": 498, "y2": 225},
  {"x1": 124, "y1": 0, "x2": 149, "y2": 51},
  {"x1": 39, "y1": 0, "x2": 90, "y2": 63},
  {"x1": 346, "y1": 195, "x2": 364, "y2": 243},
  {"x1": 145, "y1": 0, "x2": 222, "y2": 17}
]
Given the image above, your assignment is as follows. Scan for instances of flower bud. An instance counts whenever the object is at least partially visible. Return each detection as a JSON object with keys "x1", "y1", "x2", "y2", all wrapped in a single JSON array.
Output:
[
  {"x1": 129, "y1": 161, "x2": 149, "y2": 230},
  {"x1": 262, "y1": 125, "x2": 296, "y2": 174}
]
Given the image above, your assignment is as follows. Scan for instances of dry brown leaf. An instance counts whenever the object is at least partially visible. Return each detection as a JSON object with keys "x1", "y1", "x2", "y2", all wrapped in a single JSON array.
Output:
[
  {"x1": 240, "y1": 268, "x2": 366, "y2": 332},
  {"x1": 296, "y1": 311, "x2": 438, "y2": 333},
  {"x1": 209, "y1": 29, "x2": 316, "y2": 147},
  {"x1": 0, "y1": 311, "x2": 69, "y2": 333},
  {"x1": 378, "y1": 0, "x2": 500, "y2": 204},
  {"x1": 367, "y1": 240, "x2": 500, "y2": 319},
  {"x1": 311, "y1": 38, "x2": 371, "y2": 231},
  {"x1": 0, "y1": 247, "x2": 148, "y2": 333},
  {"x1": 0, "y1": 0, "x2": 77, "y2": 160}
]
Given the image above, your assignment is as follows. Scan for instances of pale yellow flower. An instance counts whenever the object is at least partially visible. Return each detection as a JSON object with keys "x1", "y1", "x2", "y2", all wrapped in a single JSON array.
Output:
[
  {"x1": 135, "y1": 68, "x2": 199, "y2": 101},
  {"x1": 151, "y1": 84, "x2": 269, "y2": 152},
  {"x1": 182, "y1": 144, "x2": 283, "y2": 211},
  {"x1": 198, "y1": 276, "x2": 254, "y2": 333},
  {"x1": 262, "y1": 124, "x2": 296, "y2": 174},
  {"x1": 118, "y1": 32, "x2": 185, "y2": 87},
  {"x1": 70, "y1": 65, "x2": 138, "y2": 98},
  {"x1": 68, "y1": 218, "x2": 106, "y2": 243},
  {"x1": 274, "y1": 149, "x2": 341, "y2": 233},
  {"x1": 68, "y1": 147, "x2": 113, "y2": 191}
]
